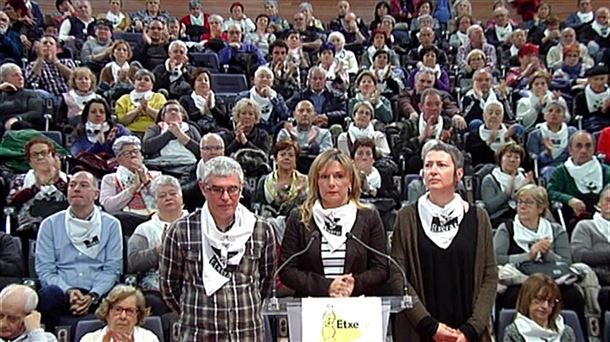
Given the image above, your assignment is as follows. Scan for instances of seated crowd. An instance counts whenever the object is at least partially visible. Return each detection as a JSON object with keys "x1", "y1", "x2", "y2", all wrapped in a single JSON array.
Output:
[{"x1": 0, "y1": 0, "x2": 609, "y2": 341}]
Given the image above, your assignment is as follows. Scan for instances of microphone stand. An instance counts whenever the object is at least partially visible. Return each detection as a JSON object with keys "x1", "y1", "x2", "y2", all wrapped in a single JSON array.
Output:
[
  {"x1": 267, "y1": 231, "x2": 320, "y2": 311},
  {"x1": 346, "y1": 232, "x2": 414, "y2": 309}
]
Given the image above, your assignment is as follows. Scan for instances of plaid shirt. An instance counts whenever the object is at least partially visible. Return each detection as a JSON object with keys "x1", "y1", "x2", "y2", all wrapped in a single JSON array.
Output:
[
  {"x1": 159, "y1": 210, "x2": 276, "y2": 342},
  {"x1": 25, "y1": 58, "x2": 76, "y2": 97}
]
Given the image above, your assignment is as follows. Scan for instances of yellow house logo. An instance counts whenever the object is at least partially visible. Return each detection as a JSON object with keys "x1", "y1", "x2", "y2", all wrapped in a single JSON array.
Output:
[{"x1": 321, "y1": 304, "x2": 363, "y2": 342}]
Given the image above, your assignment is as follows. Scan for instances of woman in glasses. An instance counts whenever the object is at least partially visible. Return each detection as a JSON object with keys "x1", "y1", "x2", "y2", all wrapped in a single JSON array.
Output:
[
  {"x1": 141, "y1": 100, "x2": 200, "y2": 179},
  {"x1": 280, "y1": 149, "x2": 388, "y2": 297},
  {"x1": 503, "y1": 273, "x2": 576, "y2": 342},
  {"x1": 80, "y1": 285, "x2": 159, "y2": 341},
  {"x1": 71, "y1": 98, "x2": 130, "y2": 157},
  {"x1": 494, "y1": 185, "x2": 585, "y2": 327}
]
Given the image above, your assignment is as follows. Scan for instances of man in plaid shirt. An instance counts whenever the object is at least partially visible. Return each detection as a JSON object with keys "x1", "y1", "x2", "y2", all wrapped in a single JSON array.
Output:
[{"x1": 160, "y1": 156, "x2": 276, "y2": 341}]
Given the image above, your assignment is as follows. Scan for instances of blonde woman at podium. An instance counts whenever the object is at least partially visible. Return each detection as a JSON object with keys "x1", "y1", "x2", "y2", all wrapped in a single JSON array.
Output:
[
  {"x1": 280, "y1": 149, "x2": 388, "y2": 297},
  {"x1": 391, "y1": 141, "x2": 498, "y2": 341}
]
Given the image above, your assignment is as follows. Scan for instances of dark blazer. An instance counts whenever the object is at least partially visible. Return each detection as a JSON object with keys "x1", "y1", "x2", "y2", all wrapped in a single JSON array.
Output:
[{"x1": 279, "y1": 206, "x2": 389, "y2": 297}]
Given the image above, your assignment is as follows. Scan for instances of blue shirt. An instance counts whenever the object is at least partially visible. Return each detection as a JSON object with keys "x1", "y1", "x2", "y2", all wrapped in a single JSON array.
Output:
[
  {"x1": 35, "y1": 209, "x2": 122, "y2": 296},
  {"x1": 217, "y1": 42, "x2": 266, "y2": 66}
]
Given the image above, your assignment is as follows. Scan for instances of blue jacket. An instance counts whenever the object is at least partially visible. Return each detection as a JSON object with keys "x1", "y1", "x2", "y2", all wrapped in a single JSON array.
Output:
[
  {"x1": 70, "y1": 124, "x2": 131, "y2": 157},
  {"x1": 0, "y1": 30, "x2": 23, "y2": 61},
  {"x1": 526, "y1": 126, "x2": 577, "y2": 168}
]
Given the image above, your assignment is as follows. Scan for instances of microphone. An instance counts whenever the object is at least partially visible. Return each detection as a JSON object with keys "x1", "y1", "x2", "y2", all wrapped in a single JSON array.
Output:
[
  {"x1": 345, "y1": 232, "x2": 414, "y2": 309},
  {"x1": 267, "y1": 230, "x2": 320, "y2": 311}
]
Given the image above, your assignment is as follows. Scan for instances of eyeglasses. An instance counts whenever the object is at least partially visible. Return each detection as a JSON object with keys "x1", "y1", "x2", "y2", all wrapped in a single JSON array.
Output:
[
  {"x1": 206, "y1": 185, "x2": 241, "y2": 197},
  {"x1": 532, "y1": 296, "x2": 559, "y2": 307},
  {"x1": 201, "y1": 146, "x2": 223, "y2": 151},
  {"x1": 517, "y1": 199, "x2": 537, "y2": 206},
  {"x1": 228, "y1": 30, "x2": 241, "y2": 34},
  {"x1": 119, "y1": 149, "x2": 141, "y2": 157},
  {"x1": 30, "y1": 150, "x2": 51, "y2": 159},
  {"x1": 111, "y1": 305, "x2": 139, "y2": 317}
]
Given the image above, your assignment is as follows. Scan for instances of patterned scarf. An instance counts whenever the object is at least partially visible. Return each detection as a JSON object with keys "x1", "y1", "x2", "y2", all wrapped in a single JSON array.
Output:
[
  {"x1": 313, "y1": 200, "x2": 358, "y2": 252},
  {"x1": 417, "y1": 192, "x2": 467, "y2": 249}
]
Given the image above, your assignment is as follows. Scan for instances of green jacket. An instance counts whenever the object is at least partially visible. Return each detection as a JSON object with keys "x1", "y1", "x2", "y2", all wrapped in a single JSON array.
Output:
[{"x1": 547, "y1": 162, "x2": 610, "y2": 208}]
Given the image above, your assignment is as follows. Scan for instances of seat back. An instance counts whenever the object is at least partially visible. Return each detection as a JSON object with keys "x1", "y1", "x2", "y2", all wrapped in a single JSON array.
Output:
[
  {"x1": 74, "y1": 317, "x2": 164, "y2": 342},
  {"x1": 210, "y1": 73, "x2": 248, "y2": 99},
  {"x1": 498, "y1": 309, "x2": 586, "y2": 342},
  {"x1": 41, "y1": 131, "x2": 63, "y2": 146},
  {"x1": 604, "y1": 311, "x2": 609, "y2": 342},
  {"x1": 190, "y1": 52, "x2": 220, "y2": 72},
  {"x1": 113, "y1": 32, "x2": 142, "y2": 49}
]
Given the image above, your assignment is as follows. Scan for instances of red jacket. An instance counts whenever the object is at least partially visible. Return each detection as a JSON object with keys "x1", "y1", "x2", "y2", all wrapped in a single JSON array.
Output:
[{"x1": 598, "y1": 127, "x2": 610, "y2": 164}]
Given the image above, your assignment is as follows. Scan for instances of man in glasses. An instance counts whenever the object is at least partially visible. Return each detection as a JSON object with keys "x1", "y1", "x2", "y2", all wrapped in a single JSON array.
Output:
[
  {"x1": 36, "y1": 171, "x2": 122, "y2": 331},
  {"x1": 160, "y1": 156, "x2": 275, "y2": 341}
]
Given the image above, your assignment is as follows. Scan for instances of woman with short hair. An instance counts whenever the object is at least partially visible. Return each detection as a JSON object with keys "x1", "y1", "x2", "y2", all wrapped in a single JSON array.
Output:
[
  {"x1": 337, "y1": 101, "x2": 390, "y2": 158},
  {"x1": 225, "y1": 98, "x2": 272, "y2": 156},
  {"x1": 516, "y1": 71, "x2": 570, "y2": 129},
  {"x1": 81, "y1": 285, "x2": 159, "y2": 341},
  {"x1": 391, "y1": 141, "x2": 497, "y2": 342},
  {"x1": 348, "y1": 70, "x2": 393, "y2": 124},
  {"x1": 280, "y1": 149, "x2": 388, "y2": 297},
  {"x1": 178, "y1": 68, "x2": 228, "y2": 133}
]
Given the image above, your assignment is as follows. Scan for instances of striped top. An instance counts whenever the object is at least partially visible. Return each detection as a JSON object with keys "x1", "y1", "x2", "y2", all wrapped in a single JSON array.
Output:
[{"x1": 320, "y1": 235, "x2": 346, "y2": 278}]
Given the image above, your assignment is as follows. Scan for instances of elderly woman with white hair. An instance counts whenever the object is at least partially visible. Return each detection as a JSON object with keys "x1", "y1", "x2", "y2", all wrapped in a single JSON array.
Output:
[
  {"x1": 152, "y1": 40, "x2": 192, "y2": 100},
  {"x1": 328, "y1": 31, "x2": 359, "y2": 75},
  {"x1": 81, "y1": 285, "x2": 158, "y2": 342},
  {"x1": 128, "y1": 175, "x2": 188, "y2": 315},
  {"x1": 236, "y1": 65, "x2": 290, "y2": 133},
  {"x1": 100, "y1": 136, "x2": 161, "y2": 230},
  {"x1": 465, "y1": 100, "x2": 524, "y2": 167},
  {"x1": 225, "y1": 98, "x2": 272, "y2": 156},
  {"x1": 0, "y1": 63, "x2": 44, "y2": 134}
]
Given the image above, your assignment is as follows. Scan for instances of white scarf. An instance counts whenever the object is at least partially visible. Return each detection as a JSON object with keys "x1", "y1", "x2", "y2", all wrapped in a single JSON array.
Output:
[
  {"x1": 200, "y1": 202, "x2": 256, "y2": 296},
  {"x1": 106, "y1": 61, "x2": 130, "y2": 83},
  {"x1": 492, "y1": 166, "x2": 527, "y2": 195},
  {"x1": 190, "y1": 90, "x2": 216, "y2": 113},
  {"x1": 313, "y1": 200, "x2": 358, "y2": 252},
  {"x1": 157, "y1": 122, "x2": 197, "y2": 164},
  {"x1": 584, "y1": 85, "x2": 610, "y2": 113},
  {"x1": 23, "y1": 169, "x2": 68, "y2": 196},
  {"x1": 347, "y1": 122, "x2": 375, "y2": 142},
  {"x1": 479, "y1": 124, "x2": 508, "y2": 152},
  {"x1": 514, "y1": 312, "x2": 565, "y2": 342},
  {"x1": 64, "y1": 206, "x2": 103, "y2": 259},
  {"x1": 249, "y1": 87, "x2": 275, "y2": 122},
  {"x1": 418, "y1": 114, "x2": 443, "y2": 140},
  {"x1": 456, "y1": 31, "x2": 469, "y2": 46},
  {"x1": 494, "y1": 23, "x2": 513, "y2": 43},
  {"x1": 564, "y1": 157, "x2": 603, "y2": 194},
  {"x1": 68, "y1": 90, "x2": 98, "y2": 110},
  {"x1": 576, "y1": 11, "x2": 594, "y2": 24},
  {"x1": 138, "y1": 210, "x2": 189, "y2": 248},
  {"x1": 513, "y1": 215, "x2": 554, "y2": 253},
  {"x1": 539, "y1": 122, "x2": 569, "y2": 159},
  {"x1": 466, "y1": 88, "x2": 499, "y2": 111},
  {"x1": 85, "y1": 121, "x2": 110, "y2": 144},
  {"x1": 190, "y1": 14, "x2": 203, "y2": 26},
  {"x1": 510, "y1": 45, "x2": 519, "y2": 57},
  {"x1": 129, "y1": 90, "x2": 154, "y2": 107},
  {"x1": 592, "y1": 212, "x2": 610, "y2": 243},
  {"x1": 367, "y1": 167, "x2": 382, "y2": 192},
  {"x1": 591, "y1": 21, "x2": 610, "y2": 38},
  {"x1": 165, "y1": 59, "x2": 185, "y2": 83},
  {"x1": 367, "y1": 45, "x2": 389, "y2": 63},
  {"x1": 105, "y1": 11, "x2": 125, "y2": 28},
  {"x1": 417, "y1": 192, "x2": 467, "y2": 249}
]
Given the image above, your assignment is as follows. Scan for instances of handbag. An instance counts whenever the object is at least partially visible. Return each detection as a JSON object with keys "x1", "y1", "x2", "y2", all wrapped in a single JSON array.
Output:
[{"x1": 518, "y1": 261, "x2": 584, "y2": 282}]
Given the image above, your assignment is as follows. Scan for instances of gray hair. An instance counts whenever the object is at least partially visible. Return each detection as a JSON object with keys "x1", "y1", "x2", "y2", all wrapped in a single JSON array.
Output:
[
  {"x1": 0, "y1": 63, "x2": 20, "y2": 81},
  {"x1": 307, "y1": 66, "x2": 326, "y2": 80},
  {"x1": 228, "y1": 23, "x2": 241, "y2": 32},
  {"x1": 415, "y1": 67, "x2": 437, "y2": 81},
  {"x1": 381, "y1": 15, "x2": 395, "y2": 26},
  {"x1": 254, "y1": 65, "x2": 274, "y2": 81},
  {"x1": 418, "y1": 14, "x2": 433, "y2": 24},
  {"x1": 467, "y1": 24, "x2": 483, "y2": 37},
  {"x1": 424, "y1": 141, "x2": 465, "y2": 170},
  {"x1": 168, "y1": 40, "x2": 188, "y2": 52},
  {"x1": 298, "y1": 2, "x2": 313, "y2": 13},
  {"x1": 328, "y1": 31, "x2": 346, "y2": 45},
  {"x1": 0, "y1": 284, "x2": 38, "y2": 313},
  {"x1": 569, "y1": 130, "x2": 595, "y2": 148},
  {"x1": 265, "y1": 0, "x2": 278, "y2": 6},
  {"x1": 200, "y1": 132, "x2": 224, "y2": 149},
  {"x1": 473, "y1": 67, "x2": 492, "y2": 80},
  {"x1": 151, "y1": 175, "x2": 182, "y2": 197},
  {"x1": 188, "y1": 0, "x2": 201, "y2": 9},
  {"x1": 134, "y1": 69, "x2": 156, "y2": 83},
  {"x1": 420, "y1": 87, "x2": 442, "y2": 103},
  {"x1": 209, "y1": 14, "x2": 223, "y2": 23},
  {"x1": 202, "y1": 156, "x2": 244, "y2": 185},
  {"x1": 112, "y1": 135, "x2": 141, "y2": 156},
  {"x1": 493, "y1": 6, "x2": 508, "y2": 16},
  {"x1": 484, "y1": 100, "x2": 504, "y2": 115}
]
